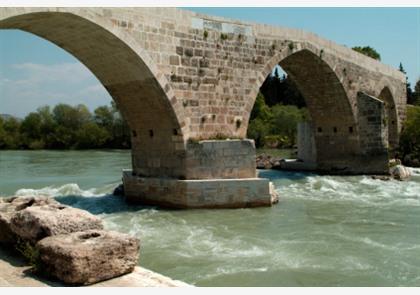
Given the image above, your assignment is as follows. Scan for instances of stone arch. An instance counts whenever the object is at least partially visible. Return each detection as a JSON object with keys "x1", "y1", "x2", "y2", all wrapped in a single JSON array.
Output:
[
  {"x1": 377, "y1": 86, "x2": 399, "y2": 151},
  {"x1": 245, "y1": 46, "x2": 359, "y2": 171},
  {"x1": 0, "y1": 10, "x2": 187, "y2": 178}
]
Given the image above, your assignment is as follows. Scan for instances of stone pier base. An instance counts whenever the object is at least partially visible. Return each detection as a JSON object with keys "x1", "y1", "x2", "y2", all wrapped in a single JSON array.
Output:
[{"x1": 123, "y1": 171, "x2": 277, "y2": 209}]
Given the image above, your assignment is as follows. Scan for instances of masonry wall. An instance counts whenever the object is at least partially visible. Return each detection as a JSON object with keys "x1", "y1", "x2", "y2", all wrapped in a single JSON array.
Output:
[
  {"x1": 356, "y1": 92, "x2": 389, "y2": 174},
  {"x1": 123, "y1": 171, "x2": 275, "y2": 208},
  {"x1": 185, "y1": 139, "x2": 257, "y2": 179},
  {"x1": 297, "y1": 122, "x2": 317, "y2": 164}
]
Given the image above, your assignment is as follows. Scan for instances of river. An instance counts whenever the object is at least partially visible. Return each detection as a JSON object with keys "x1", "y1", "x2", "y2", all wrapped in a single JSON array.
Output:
[{"x1": 1, "y1": 149, "x2": 419, "y2": 286}]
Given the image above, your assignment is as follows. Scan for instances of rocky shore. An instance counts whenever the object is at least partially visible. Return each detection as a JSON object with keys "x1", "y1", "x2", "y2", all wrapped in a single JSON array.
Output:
[
  {"x1": 256, "y1": 154, "x2": 284, "y2": 170},
  {"x1": 0, "y1": 196, "x2": 141, "y2": 286},
  {"x1": 256, "y1": 153, "x2": 413, "y2": 181}
]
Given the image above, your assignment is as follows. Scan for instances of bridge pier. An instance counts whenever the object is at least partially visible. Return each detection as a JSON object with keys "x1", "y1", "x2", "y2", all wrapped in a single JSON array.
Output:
[{"x1": 123, "y1": 139, "x2": 278, "y2": 208}]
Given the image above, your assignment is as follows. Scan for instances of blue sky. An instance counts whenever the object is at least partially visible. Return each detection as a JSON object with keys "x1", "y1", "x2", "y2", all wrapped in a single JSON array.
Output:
[{"x1": 0, "y1": 7, "x2": 419, "y2": 117}]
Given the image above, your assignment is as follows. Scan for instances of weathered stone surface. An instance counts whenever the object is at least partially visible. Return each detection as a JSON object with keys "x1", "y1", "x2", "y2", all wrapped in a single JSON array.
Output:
[
  {"x1": 37, "y1": 230, "x2": 140, "y2": 285},
  {"x1": 390, "y1": 165, "x2": 411, "y2": 181},
  {"x1": 10, "y1": 205, "x2": 103, "y2": 243},
  {"x1": 124, "y1": 171, "x2": 275, "y2": 208},
  {"x1": 0, "y1": 244, "x2": 190, "y2": 287},
  {"x1": 0, "y1": 196, "x2": 60, "y2": 244}
]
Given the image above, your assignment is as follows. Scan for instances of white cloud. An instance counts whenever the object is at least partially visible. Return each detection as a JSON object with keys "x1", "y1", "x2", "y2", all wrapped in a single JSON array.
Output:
[{"x1": 0, "y1": 62, "x2": 112, "y2": 117}]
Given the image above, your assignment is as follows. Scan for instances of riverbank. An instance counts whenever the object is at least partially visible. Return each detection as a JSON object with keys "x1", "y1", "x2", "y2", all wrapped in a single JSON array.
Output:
[{"x1": 0, "y1": 247, "x2": 190, "y2": 287}]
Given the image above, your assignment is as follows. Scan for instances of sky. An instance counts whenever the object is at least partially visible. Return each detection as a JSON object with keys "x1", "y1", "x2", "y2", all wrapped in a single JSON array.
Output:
[{"x1": 0, "y1": 7, "x2": 419, "y2": 117}]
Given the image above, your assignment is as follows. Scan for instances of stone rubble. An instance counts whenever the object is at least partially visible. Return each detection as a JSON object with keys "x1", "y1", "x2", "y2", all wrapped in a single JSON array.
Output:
[
  {"x1": 10, "y1": 204, "x2": 104, "y2": 243},
  {"x1": 37, "y1": 230, "x2": 140, "y2": 285},
  {"x1": 0, "y1": 196, "x2": 60, "y2": 244},
  {"x1": 0, "y1": 196, "x2": 141, "y2": 286}
]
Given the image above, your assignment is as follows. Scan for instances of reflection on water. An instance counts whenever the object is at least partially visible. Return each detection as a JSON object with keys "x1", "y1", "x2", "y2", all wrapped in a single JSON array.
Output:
[{"x1": 1, "y1": 150, "x2": 420, "y2": 286}]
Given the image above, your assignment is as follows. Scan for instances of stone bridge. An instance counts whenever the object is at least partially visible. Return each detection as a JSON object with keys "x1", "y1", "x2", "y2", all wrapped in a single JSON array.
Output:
[{"x1": 0, "y1": 7, "x2": 407, "y2": 208}]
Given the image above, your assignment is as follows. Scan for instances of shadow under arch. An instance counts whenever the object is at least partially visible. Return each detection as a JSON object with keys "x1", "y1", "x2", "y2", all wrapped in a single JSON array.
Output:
[
  {"x1": 0, "y1": 11, "x2": 187, "y2": 178},
  {"x1": 377, "y1": 86, "x2": 399, "y2": 152},
  {"x1": 247, "y1": 48, "x2": 359, "y2": 172}
]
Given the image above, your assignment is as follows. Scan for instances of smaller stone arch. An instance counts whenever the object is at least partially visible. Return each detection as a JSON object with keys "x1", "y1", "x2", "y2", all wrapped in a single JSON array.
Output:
[
  {"x1": 245, "y1": 45, "x2": 360, "y2": 172},
  {"x1": 377, "y1": 86, "x2": 399, "y2": 152}
]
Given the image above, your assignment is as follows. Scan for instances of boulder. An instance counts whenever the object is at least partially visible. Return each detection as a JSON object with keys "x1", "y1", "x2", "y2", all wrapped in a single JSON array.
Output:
[
  {"x1": 256, "y1": 154, "x2": 280, "y2": 169},
  {"x1": 390, "y1": 165, "x2": 411, "y2": 181},
  {"x1": 0, "y1": 196, "x2": 60, "y2": 244},
  {"x1": 371, "y1": 175, "x2": 391, "y2": 181},
  {"x1": 37, "y1": 230, "x2": 140, "y2": 285},
  {"x1": 113, "y1": 184, "x2": 124, "y2": 196},
  {"x1": 10, "y1": 204, "x2": 103, "y2": 243},
  {"x1": 269, "y1": 182, "x2": 279, "y2": 204},
  {"x1": 403, "y1": 154, "x2": 420, "y2": 168}
]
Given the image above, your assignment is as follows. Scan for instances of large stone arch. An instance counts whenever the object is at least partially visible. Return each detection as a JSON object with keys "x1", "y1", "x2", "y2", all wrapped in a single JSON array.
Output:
[
  {"x1": 245, "y1": 45, "x2": 359, "y2": 172},
  {"x1": 0, "y1": 9, "x2": 187, "y2": 178}
]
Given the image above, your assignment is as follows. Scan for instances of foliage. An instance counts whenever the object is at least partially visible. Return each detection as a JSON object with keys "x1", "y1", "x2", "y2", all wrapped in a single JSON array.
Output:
[
  {"x1": 413, "y1": 79, "x2": 420, "y2": 106},
  {"x1": 399, "y1": 63, "x2": 414, "y2": 104},
  {"x1": 247, "y1": 90, "x2": 308, "y2": 149},
  {"x1": 352, "y1": 46, "x2": 381, "y2": 60},
  {"x1": 260, "y1": 72, "x2": 306, "y2": 108},
  {"x1": 0, "y1": 102, "x2": 131, "y2": 150},
  {"x1": 398, "y1": 105, "x2": 420, "y2": 161}
]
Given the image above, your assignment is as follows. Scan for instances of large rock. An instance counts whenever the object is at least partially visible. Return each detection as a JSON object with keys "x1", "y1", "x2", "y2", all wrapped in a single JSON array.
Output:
[
  {"x1": 390, "y1": 165, "x2": 411, "y2": 181},
  {"x1": 0, "y1": 196, "x2": 60, "y2": 244},
  {"x1": 37, "y1": 230, "x2": 140, "y2": 285},
  {"x1": 403, "y1": 154, "x2": 420, "y2": 167},
  {"x1": 256, "y1": 154, "x2": 277, "y2": 169},
  {"x1": 10, "y1": 204, "x2": 103, "y2": 243}
]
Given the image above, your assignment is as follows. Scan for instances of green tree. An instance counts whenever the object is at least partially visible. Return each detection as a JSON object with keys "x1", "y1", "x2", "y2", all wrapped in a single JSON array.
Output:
[
  {"x1": 412, "y1": 79, "x2": 420, "y2": 106},
  {"x1": 20, "y1": 112, "x2": 42, "y2": 139},
  {"x1": 75, "y1": 122, "x2": 110, "y2": 148},
  {"x1": 19, "y1": 112, "x2": 44, "y2": 149},
  {"x1": 399, "y1": 63, "x2": 414, "y2": 104},
  {"x1": 352, "y1": 46, "x2": 381, "y2": 60},
  {"x1": 94, "y1": 105, "x2": 114, "y2": 128},
  {"x1": 247, "y1": 118, "x2": 270, "y2": 147},
  {"x1": 269, "y1": 105, "x2": 307, "y2": 147},
  {"x1": 1, "y1": 117, "x2": 22, "y2": 149},
  {"x1": 0, "y1": 117, "x2": 6, "y2": 149},
  {"x1": 399, "y1": 105, "x2": 420, "y2": 165},
  {"x1": 250, "y1": 92, "x2": 271, "y2": 121}
]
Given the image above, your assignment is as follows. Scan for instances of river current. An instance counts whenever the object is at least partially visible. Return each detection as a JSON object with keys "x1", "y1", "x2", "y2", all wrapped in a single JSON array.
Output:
[{"x1": 1, "y1": 150, "x2": 419, "y2": 286}]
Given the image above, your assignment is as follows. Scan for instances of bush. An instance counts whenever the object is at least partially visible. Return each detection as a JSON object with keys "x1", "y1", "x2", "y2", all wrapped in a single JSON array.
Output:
[
  {"x1": 247, "y1": 92, "x2": 308, "y2": 148},
  {"x1": 399, "y1": 105, "x2": 420, "y2": 165},
  {"x1": 0, "y1": 102, "x2": 131, "y2": 150}
]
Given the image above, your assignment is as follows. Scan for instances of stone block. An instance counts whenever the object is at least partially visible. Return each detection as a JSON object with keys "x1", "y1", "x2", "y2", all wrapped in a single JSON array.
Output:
[
  {"x1": 169, "y1": 55, "x2": 179, "y2": 65},
  {"x1": 10, "y1": 204, "x2": 103, "y2": 243},
  {"x1": 0, "y1": 196, "x2": 60, "y2": 244},
  {"x1": 37, "y1": 230, "x2": 140, "y2": 285}
]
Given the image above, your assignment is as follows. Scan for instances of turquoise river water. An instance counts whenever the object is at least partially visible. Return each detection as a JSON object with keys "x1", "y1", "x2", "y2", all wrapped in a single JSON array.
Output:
[{"x1": 0, "y1": 150, "x2": 419, "y2": 286}]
